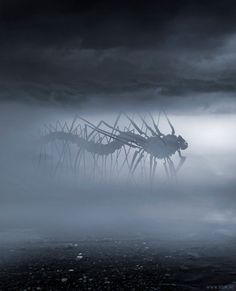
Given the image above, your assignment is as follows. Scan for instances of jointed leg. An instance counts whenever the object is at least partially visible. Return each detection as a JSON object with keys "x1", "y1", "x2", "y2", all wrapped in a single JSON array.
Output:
[
  {"x1": 149, "y1": 155, "x2": 154, "y2": 181},
  {"x1": 167, "y1": 157, "x2": 176, "y2": 181},
  {"x1": 74, "y1": 148, "x2": 82, "y2": 173},
  {"x1": 119, "y1": 146, "x2": 131, "y2": 172},
  {"x1": 125, "y1": 114, "x2": 149, "y2": 137},
  {"x1": 151, "y1": 158, "x2": 157, "y2": 183},
  {"x1": 176, "y1": 150, "x2": 186, "y2": 172},
  {"x1": 129, "y1": 149, "x2": 142, "y2": 173},
  {"x1": 139, "y1": 115, "x2": 157, "y2": 137},
  {"x1": 149, "y1": 112, "x2": 163, "y2": 137},
  {"x1": 163, "y1": 158, "x2": 170, "y2": 180},
  {"x1": 163, "y1": 110, "x2": 175, "y2": 135},
  {"x1": 131, "y1": 150, "x2": 144, "y2": 174}
]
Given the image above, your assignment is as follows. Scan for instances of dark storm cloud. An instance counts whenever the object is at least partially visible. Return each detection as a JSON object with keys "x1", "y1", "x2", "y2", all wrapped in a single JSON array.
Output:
[{"x1": 1, "y1": 0, "x2": 236, "y2": 107}]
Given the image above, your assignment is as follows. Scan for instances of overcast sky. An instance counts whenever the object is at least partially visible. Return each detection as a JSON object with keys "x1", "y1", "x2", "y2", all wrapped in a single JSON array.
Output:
[{"x1": 1, "y1": 0, "x2": 236, "y2": 110}]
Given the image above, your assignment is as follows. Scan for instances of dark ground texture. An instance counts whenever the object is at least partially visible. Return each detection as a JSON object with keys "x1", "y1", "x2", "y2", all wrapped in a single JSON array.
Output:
[{"x1": 1, "y1": 237, "x2": 236, "y2": 291}]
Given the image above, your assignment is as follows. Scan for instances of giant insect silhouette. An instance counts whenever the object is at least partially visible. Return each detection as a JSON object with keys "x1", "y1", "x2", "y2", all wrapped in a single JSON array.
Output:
[{"x1": 40, "y1": 112, "x2": 188, "y2": 182}]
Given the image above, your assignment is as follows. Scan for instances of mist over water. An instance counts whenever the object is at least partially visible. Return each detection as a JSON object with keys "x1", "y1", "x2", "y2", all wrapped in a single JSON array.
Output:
[{"x1": 1, "y1": 102, "x2": 236, "y2": 246}]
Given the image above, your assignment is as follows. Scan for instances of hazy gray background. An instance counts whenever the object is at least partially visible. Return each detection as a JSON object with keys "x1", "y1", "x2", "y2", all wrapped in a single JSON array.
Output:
[{"x1": 0, "y1": 103, "x2": 236, "y2": 245}]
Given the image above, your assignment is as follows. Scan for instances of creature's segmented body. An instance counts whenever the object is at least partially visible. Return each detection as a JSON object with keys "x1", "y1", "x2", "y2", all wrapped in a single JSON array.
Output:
[
  {"x1": 42, "y1": 131, "x2": 125, "y2": 155},
  {"x1": 41, "y1": 112, "x2": 188, "y2": 180}
]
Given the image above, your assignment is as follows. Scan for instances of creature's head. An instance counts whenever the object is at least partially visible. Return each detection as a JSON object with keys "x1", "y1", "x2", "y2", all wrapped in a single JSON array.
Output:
[{"x1": 177, "y1": 135, "x2": 188, "y2": 150}]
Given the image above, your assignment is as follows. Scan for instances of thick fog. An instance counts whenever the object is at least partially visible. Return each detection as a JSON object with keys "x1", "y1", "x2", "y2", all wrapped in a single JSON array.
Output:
[{"x1": 1, "y1": 102, "x2": 236, "y2": 245}]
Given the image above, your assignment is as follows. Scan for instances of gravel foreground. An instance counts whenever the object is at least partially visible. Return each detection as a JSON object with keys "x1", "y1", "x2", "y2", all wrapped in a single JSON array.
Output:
[{"x1": 1, "y1": 237, "x2": 236, "y2": 291}]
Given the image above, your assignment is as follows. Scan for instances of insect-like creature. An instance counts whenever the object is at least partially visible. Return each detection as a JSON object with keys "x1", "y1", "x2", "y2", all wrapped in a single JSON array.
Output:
[
  {"x1": 40, "y1": 111, "x2": 188, "y2": 181},
  {"x1": 80, "y1": 111, "x2": 188, "y2": 180}
]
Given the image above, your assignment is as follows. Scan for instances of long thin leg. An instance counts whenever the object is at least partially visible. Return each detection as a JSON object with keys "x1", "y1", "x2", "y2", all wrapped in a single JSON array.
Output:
[
  {"x1": 129, "y1": 149, "x2": 141, "y2": 173},
  {"x1": 54, "y1": 141, "x2": 67, "y2": 174},
  {"x1": 95, "y1": 154, "x2": 100, "y2": 178},
  {"x1": 81, "y1": 149, "x2": 85, "y2": 178},
  {"x1": 71, "y1": 123, "x2": 82, "y2": 135},
  {"x1": 139, "y1": 115, "x2": 157, "y2": 137},
  {"x1": 151, "y1": 158, "x2": 157, "y2": 184},
  {"x1": 104, "y1": 155, "x2": 107, "y2": 179},
  {"x1": 100, "y1": 156, "x2": 104, "y2": 180},
  {"x1": 142, "y1": 153, "x2": 148, "y2": 181},
  {"x1": 75, "y1": 150, "x2": 82, "y2": 180},
  {"x1": 167, "y1": 157, "x2": 177, "y2": 181},
  {"x1": 149, "y1": 155, "x2": 153, "y2": 181},
  {"x1": 92, "y1": 152, "x2": 99, "y2": 179},
  {"x1": 110, "y1": 153, "x2": 113, "y2": 180},
  {"x1": 85, "y1": 123, "x2": 138, "y2": 148},
  {"x1": 53, "y1": 117, "x2": 78, "y2": 174},
  {"x1": 68, "y1": 115, "x2": 78, "y2": 132},
  {"x1": 149, "y1": 112, "x2": 163, "y2": 136},
  {"x1": 45, "y1": 126, "x2": 61, "y2": 157},
  {"x1": 74, "y1": 148, "x2": 82, "y2": 173},
  {"x1": 84, "y1": 124, "x2": 88, "y2": 140},
  {"x1": 78, "y1": 117, "x2": 123, "y2": 140},
  {"x1": 125, "y1": 114, "x2": 149, "y2": 137},
  {"x1": 176, "y1": 150, "x2": 186, "y2": 172},
  {"x1": 115, "y1": 148, "x2": 122, "y2": 174},
  {"x1": 66, "y1": 142, "x2": 73, "y2": 170},
  {"x1": 132, "y1": 150, "x2": 144, "y2": 174},
  {"x1": 163, "y1": 110, "x2": 175, "y2": 135},
  {"x1": 108, "y1": 112, "x2": 121, "y2": 142},
  {"x1": 163, "y1": 158, "x2": 170, "y2": 180},
  {"x1": 119, "y1": 145, "x2": 132, "y2": 173}
]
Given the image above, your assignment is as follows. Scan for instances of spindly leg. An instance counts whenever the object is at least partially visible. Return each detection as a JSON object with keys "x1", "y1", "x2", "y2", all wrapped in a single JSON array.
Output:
[
  {"x1": 132, "y1": 150, "x2": 144, "y2": 174},
  {"x1": 151, "y1": 158, "x2": 157, "y2": 183},
  {"x1": 92, "y1": 118, "x2": 137, "y2": 145},
  {"x1": 45, "y1": 125, "x2": 61, "y2": 157},
  {"x1": 71, "y1": 123, "x2": 82, "y2": 135},
  {"x1": 109, "y1": 113, "x2": 121, "y2": 141},
  {"x1": 163, "y1": 158, "x2": 170, "y2": 179},
  {"x1": 87, "y1": 120, "x2": 104, "y2": 139},
  {"x1": 110, "y1": 153, "x2": 113, "y2": 177},
  {"x1": 139, "y1": 115, "x2": 157, "y2": 137},
  {"x1": 94, "y1": 154, "x2": 101, "y2": 178},
  {"x1": 74, "y1": 148, "x2": 82, "y2": 173},
  {"x1": 142, "y1": 153, "x2": 148, "y2": 180},
  {"x1": 119, "y1": 145, "x2": 131, "y2": 173},
  {"x1": 149, "y1": 112, "x2": 163, "y2": 137},
  {"x1": 79, "y1": 116, "x2": 122, "y2": 139},
  {"x1": 66, "y1": 142, "x2": 73, "y2": 170},
  {"x1": 104, "y1": 155, "x2": 108, "y2": 178},
  {"x1": 167, "y1": 157, "x2": 176, "y2": 181},
  {"x1": 176, "y1": 150, "x2": 186, "y2": 172},
  {"x1": 101, "y1": 155, "x2": 104, "y2": 178},
  {"x1": 163, "y1": 110, "x2": 175, "y2": 135},
  {"x1": 149, "y1": 155, "x2": 153, "y2": 181},
  {"x1": 54, "y1": 117, "x2": 78, "y2": 173},
  {"x1": 130, "y1": 149, "x2": 142, "y2": 173},
  {"x1": 82, "y1": 149, "x2": 86, "y2": 177},
  {"x1": 114, "y1": 148, "x2": 119, "y2": 174},
  {"x1": 91, "y1": 153, "x2": 96, "y2": 179},
  {"x1": 117, "y1": 148, "x2": 124, "y2": 173},
  {"x1": 125, "y1": 114, "x2": 149, "y2": 137},
  {"x1": 86, "y1": 123, "x2": 138, "y2": 149},
  {"x1": 69, "y1": 115, "x2": 78, "y2": 132},
  {"x1": 54, "y1": 141, "x2": 67, "y2": 174},
  {"x1": 86, "y1": 113, "x2": 121, "y2": 141}
]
